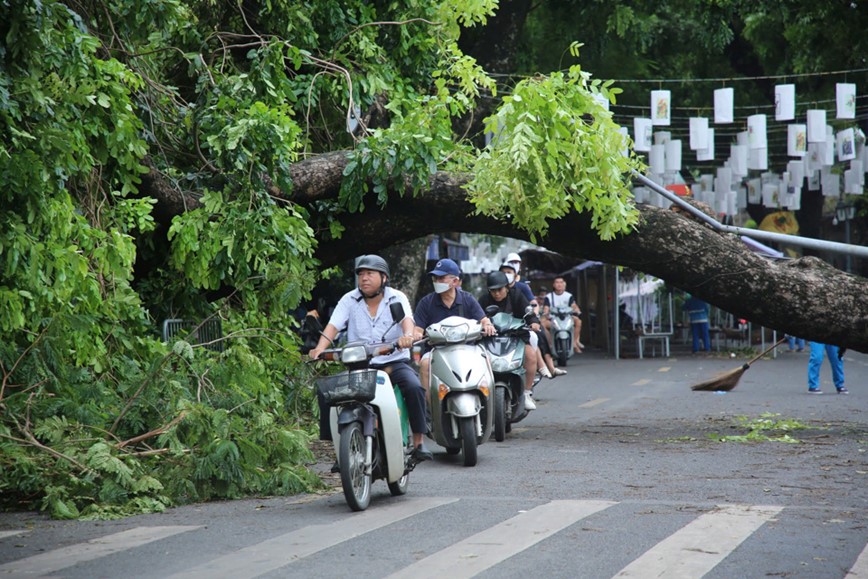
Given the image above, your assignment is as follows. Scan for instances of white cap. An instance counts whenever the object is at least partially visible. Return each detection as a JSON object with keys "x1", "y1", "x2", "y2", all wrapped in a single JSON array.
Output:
[{"x1": 505, "y1": 252, "x2": 522, "y2": 263}]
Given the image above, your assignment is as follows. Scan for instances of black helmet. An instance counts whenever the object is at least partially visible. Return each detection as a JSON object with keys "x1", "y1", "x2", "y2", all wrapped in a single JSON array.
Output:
[
  {"x1": 354, "y1": 254, "x2": 390, "y2": 278},
  {"x1": 487, "y1": 271, "x2": 509, "y2": 290}
]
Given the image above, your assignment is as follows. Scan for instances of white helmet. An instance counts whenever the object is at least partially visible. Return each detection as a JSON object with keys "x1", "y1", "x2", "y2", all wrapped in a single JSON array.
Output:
[{"x1": 505, "y1": 252, "x2": 522, "y2": 264}]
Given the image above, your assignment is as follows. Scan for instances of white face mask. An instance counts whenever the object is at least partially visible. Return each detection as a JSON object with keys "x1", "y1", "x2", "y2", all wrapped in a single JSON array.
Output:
[
  {"x1": 433, "y1": 281, "x2": 451, "y2": 294},
  {"x1": 504, "y1": 273, "x2": 515, "y2": 284}
]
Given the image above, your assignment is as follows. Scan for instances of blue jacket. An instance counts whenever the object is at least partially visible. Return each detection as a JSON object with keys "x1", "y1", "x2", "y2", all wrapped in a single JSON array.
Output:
[{"x1": 685, "y1": 297, "x2": 709, "y2": 324}]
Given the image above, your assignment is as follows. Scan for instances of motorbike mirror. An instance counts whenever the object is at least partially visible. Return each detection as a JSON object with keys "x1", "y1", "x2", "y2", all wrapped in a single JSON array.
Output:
[
  {"x1": 484, "y1": 305, "x2": 500, "y2": 317},
  {"x1": 389, "y1": 302, "x2": 406, "y2": 323},
  {"x1": 523, "y1": 305, "x2": 535, "y2": 321},
  {"x1": 379, "y1": 301, "x2": 407, "y2": 342}
]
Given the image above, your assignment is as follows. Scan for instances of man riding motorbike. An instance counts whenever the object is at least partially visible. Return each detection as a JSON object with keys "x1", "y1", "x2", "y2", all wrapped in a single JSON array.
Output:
[
  {"x1": 499, "y1": 261, "x2": 565, "y2": 379},
  {"x1": 478, "y1": 271, "x2": 540, "y2": 410},
  {"x1": 309, "y1": 254, "x2": 433, "y2": 462},
  {"x1": 411, "y1": 258, "x2": 496, "y2": 393},
  {"x1": 543, "y1": 275, "x2": 584, "y2": 354}
]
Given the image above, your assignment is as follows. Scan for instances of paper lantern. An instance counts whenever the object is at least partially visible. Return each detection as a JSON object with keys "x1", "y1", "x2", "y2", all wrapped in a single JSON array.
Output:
[
  {"x1": 716, "y1": 166, "x2": 732, "y2": 193},
  {"x1": 699, "y1": 174, "x2": 714, "y2": 194},
  {"x1": 788, "y1": 124, "x2": 807, "y2": 157},
  {"x1": 696, "y1": 128, "x2": 715, "y2": 161},
  {"x1": 747, "y1": 178, "x2": 761, "y2": 204},
  {"x1": 782, "y1": 183, "x2": 801, "y2": 210},
  {"x1": 836, "y1": 83, "x2": 856, "y2": 119},
  {"x1": 748, "y1": 147, "x2": 768, "y2": 171},
  {"x1": 747, "y1": 114, "x2": 767, "y2": 149},
  {"x1": 775, "y1": 84, "x2": 795, "y2": 121},
  {"x1": 821, "y1": 170, "x2": 840, "y2": 197},
  {"x1": 665, "y1": 139, "x2": 682, "y2": 172},
  {"x1": 837, "y1": 128, "x2": 856, "y2": 162},
  {"x1": 649, "y1": 144, "x2": 666, "y2": 174},
  {"x1": 851, "y1": 160, "x2": 865, "y2": 185},
  {"x1": 823, "y1": 126, "x2": 835, "y2": 165},
  {"x1": 807, "y1": 143, "x2": 824, "y2": 172},
  {"x1": 844, "y1": 169, "x2": 861, "y2": 194},
  {"x1": 633, "y1": 118, "x2": 652, "y2": 152},
  {"x1": 689, "y1": 117, "x2": 709, "y2": 150},
  {"x1": 654, "y1": 131, "x2": 671, "y2": 145},
  {"x1": 714, "y1": 88, "x2": 734, "y2": 123},
  {"x1": 730, "y1": 144, "x2": 748, "y2": 176},
  {"x1": 618, "y1": 126, "x2": 630, "y2": 158},
  {"x1": 726, "y1": 191, "x2": 738, "y2": 216},
  {"x1": 807, "y1": 109, "x2": 827, "y2": 143},
  {"x1": 807, "y1": 170, "x2": 821, "y2": 191},
  {"x1": 593, "y1": 92, "x2": 610, "y2": 112},
  {"x1": 762, "y1": 183, "x2": 778, "y2": 208},
  {"x1": 787, "y1": 160, "x2": 805, "y2": 185},
  {"x1": 651, "y1": 90, "x2": 671, "y2": 125}
]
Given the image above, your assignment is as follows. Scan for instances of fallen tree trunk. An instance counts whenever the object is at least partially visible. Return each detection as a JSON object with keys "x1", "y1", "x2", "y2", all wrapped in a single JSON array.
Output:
[{"x1": 145, "y1": 152, "x2": 868, "y2": 352}]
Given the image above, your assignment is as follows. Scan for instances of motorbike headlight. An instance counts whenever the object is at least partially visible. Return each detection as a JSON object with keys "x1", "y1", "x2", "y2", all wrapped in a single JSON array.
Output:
[
  {"x1": 340, "y1": 345, "x2": 368, "y2": 364},
  {"x1": 491, "y1": 357, "x2": 510, "y2": 373},
  {"x1": 444, "y1": 324, "x2": 469, "y2": 343}
]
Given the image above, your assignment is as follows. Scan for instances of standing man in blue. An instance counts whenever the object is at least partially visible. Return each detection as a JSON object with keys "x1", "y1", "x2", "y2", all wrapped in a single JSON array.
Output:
[
  {"x1": 412, "y1": 258, "x2": 496, "y2": 396},
  {"x1": 684, "y1": 293, "x2": 711, "y2": 353},
  {"x1": 807, "y1": 342, "x2": 848, "y2": 394}
]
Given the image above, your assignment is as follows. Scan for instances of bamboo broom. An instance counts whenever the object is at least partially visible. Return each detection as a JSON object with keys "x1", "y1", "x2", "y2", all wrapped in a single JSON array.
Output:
[{"x1": 690, "y1": 337, "x2": 787, "y2": 392}]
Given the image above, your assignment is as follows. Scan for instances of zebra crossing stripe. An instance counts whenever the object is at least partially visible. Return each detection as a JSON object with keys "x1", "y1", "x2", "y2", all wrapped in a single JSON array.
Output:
[
  {"x1": 613, "y1": 504, "x2": 783, "y2": 578},
  {"x1": 0, "y1": 531, "x2": 25, "y2": 540},
  {"x1": 167, "y1": 496, "x2": 457, "y2": 579},
  {"x1": 846, "y1": 541, "x2": 868, "y2": 578},
  {"x1": 0, "y1": 525, "x2": 201, "y2": 576},
  {"x1": 385, "y1": 499, "x2": 617, "y2": 579}
]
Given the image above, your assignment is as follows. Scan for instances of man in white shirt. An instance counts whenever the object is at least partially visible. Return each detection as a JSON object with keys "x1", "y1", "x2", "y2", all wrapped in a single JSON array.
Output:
[
  {"x1": 310, "y1": 255, "x2": 432, "y2": 461},
  {"x1": 543, "y1": 276, "x2": 583, "y2": 353}
]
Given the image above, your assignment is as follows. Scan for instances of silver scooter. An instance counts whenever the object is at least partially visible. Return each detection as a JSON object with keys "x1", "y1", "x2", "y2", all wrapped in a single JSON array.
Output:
[
  {"x1": 422, "y1": 316, "x2": 494, "y2": 467},
  {"x1": 550, "y1": 305, "x2": 578, "y2": 367}
]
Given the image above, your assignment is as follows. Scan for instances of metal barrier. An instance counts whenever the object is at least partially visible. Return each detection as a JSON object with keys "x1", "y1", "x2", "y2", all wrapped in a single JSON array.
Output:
[{"x1": 161, "y1": 318, "x2": 224, "y2": 352}]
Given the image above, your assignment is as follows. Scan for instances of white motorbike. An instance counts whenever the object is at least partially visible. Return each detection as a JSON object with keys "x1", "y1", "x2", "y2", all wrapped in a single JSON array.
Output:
[
  {"x1": 423, "y1": 316, "x2": 494, "y2": 467},
  {"x1": 316, "y1": 304, "x2": 417, "y2": 511},
  {"x1": 550, "y1": 305, "x2": 578, "y2": 367}
]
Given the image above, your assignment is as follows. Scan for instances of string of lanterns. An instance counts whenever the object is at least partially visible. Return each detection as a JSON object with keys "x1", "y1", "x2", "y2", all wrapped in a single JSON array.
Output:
[{"x1": 603, "y1": 83, "x2": 867, "y2": 217}]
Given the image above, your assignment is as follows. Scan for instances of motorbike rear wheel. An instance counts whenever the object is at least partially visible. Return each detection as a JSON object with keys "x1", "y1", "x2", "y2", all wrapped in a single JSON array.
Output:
[
  {"x1": 493, "y1": 387, "x2": 506, "y2": 442},
  {"x1": 459, "y1": 416, "x2": 478, "y2": 467},
  {"x1": 339, "y1": 421, "x2": 371, "y2": 511}
]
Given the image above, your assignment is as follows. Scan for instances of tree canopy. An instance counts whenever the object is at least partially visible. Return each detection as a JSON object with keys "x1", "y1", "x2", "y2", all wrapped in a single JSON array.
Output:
[{"x1": 1, "y1": 0, "x2": 865, "y2": 518}]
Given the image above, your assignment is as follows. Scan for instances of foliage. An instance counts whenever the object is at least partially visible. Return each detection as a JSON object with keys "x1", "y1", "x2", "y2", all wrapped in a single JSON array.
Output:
[
  {"x1": 468, "y1": 44, "x2": 643, "y2": 241},
  {"x1": 710, "y1": 413, "x2": 809, "y2": 443}
]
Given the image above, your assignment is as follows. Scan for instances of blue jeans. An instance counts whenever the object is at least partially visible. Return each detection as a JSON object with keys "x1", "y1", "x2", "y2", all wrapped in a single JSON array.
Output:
[
  {"x1": 786, "y1": 336, "x2": 805, "y2": 351},
  {"x1": 807, "y1": 342, "x2": 845, "y2": 391},
  {"x1": 691, "y1": 322, "x2": 710, "y2": 352}
]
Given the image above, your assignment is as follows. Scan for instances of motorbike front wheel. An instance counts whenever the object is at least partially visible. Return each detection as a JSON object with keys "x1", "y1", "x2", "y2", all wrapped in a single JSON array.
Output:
[
  {"x1": 493, "y1": 388, "x2": 506, "y2": 442},
  {"x1": 459, "y1": 416, "x2": 478, "y2": 467},
  {"x1": 339, "y1": 421, "x2": 371, "y2": 511},
  {"x1": 557, "y1": 338, "x2": 569, "y2": 367}
]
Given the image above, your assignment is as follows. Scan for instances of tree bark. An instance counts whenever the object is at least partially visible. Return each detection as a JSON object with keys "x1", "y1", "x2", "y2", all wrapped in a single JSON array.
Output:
[{"x1": 143, "y1": 152, "x2": 868, "y2": 352}]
